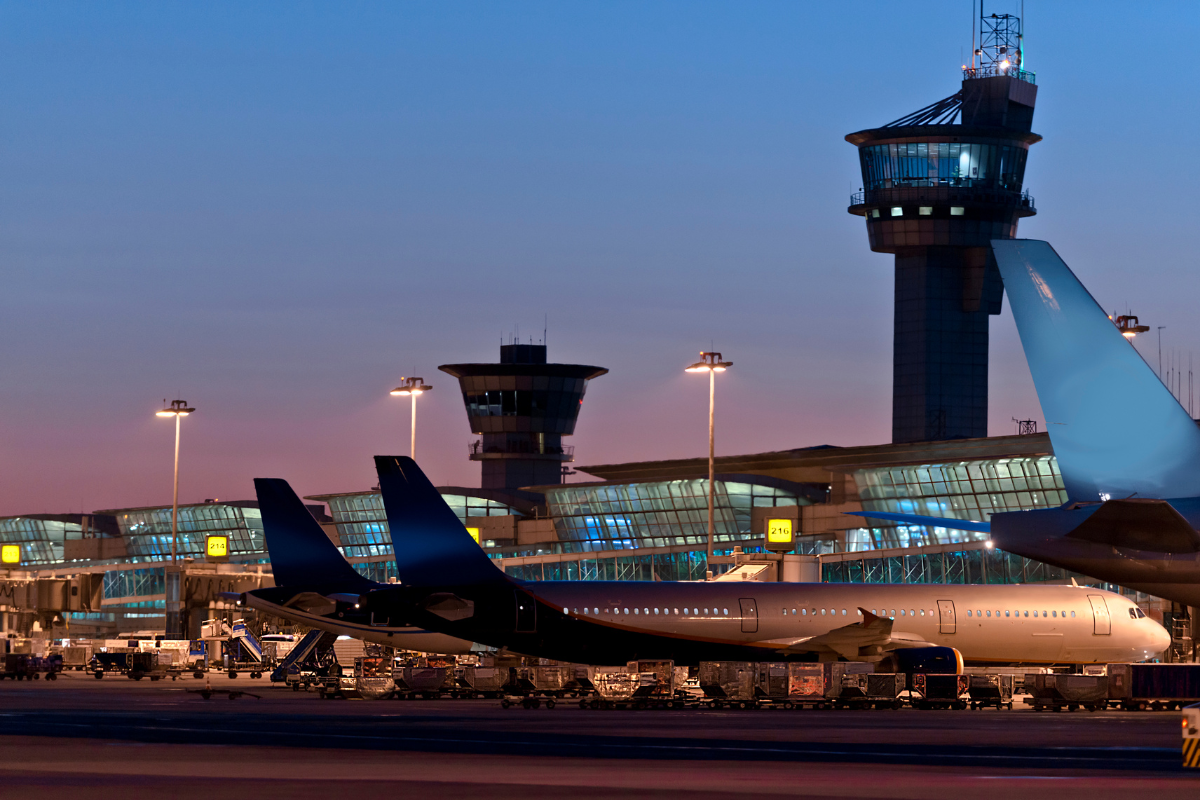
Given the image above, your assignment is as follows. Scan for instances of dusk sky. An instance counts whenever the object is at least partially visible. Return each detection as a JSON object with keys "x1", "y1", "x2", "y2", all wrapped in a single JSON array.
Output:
[{"x1": 3, "y1": 1, "x2": 1199, "y2": 515}]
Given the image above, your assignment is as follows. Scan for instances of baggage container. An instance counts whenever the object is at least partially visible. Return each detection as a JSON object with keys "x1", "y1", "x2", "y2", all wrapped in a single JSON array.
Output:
[
  {"x1": 1108, "y1": 663, "x2": 1200, "y2": 710},
  {"x1": 628, "y1": 660, "x2": 676, "y2": 699},
  {"x1": 530, "y1": 665, "x2": 574, "y2": 695},
  {"x1": 589, "y1": 669, "x2": 661, "y2": 708},
  {"x1": 699, "y1": 661, "x2": 755, "y2": 706},
  {"x1": 968, "y1": 674, "x2": 1014, "y2": 709},
  {"x1": 352, "y1": 656, "x2": 396, "y2": 700},
  {"x1": 786, "y1": 662, "x2": 874, "y2": 707},
  {"x1": 912, "y1": 673, "x2": 968, "y2": 709},
  {"x1": 754, "y1": 663, "x2": 790, "y2": 702},
  {"x1": 836, "y1": 672, "x2": 906, "y2": 709},
  {"x1": 458, "y1": 665, "x2": 507, "y2": 696},
  {"x1": 1026, "y1": 673, "x2": 1107, "y2": 711},
  {"x1": 399, "y1": 665, "x2": 453, "y2": 697},
  {"x1": 59, "y1": 645, "x2": 92, "y2": 671},
  {"x1": 2, "y1": 653, "x2": 38, "y2": 680},
  {"x1": 787, "y1": 663, "x2": 843, "y2": 707}
]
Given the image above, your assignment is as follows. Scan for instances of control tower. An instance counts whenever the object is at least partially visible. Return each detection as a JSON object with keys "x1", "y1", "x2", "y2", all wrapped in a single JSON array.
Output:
[
  {"x1": 440, "y1": 343, "x2": 607, "y2": 490},
  {"x1": 847, "y1": 11, "x2": 1039, "y2": 443}
]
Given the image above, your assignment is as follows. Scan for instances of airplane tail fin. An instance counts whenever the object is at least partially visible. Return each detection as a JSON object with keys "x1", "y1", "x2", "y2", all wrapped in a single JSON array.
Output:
[
  {"x1": 992, "y1": 239, "x2": 1200, "y2": 501},
  {"x1": 254, "y1": 478, "x2": 370, "y2": 589},
  {"x1": 374, "y1": 456, "x2": 507, "y2": 587}
]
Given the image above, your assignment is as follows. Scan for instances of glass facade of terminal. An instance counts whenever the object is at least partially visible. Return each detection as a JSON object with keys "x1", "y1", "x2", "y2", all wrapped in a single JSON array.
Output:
[
  {"x1": 859, "y1": 142, "x2": 1027, "y2": 192},
  {"x1": 113, "y1": 503, "x2": 265, "y2": 560},
  {"x1": 0, "y1": 517, "x2": 83, "y2": 565},
  {"x1": 322, "y1": 491, "x2": 523, "y2": 559},
  {"x1": 837, "y1": 456, "x2": 1065, "y2": 552},
  {"x1": 544, "y1": 478, "x2": 809, "y2": 552},
  {"x1": 503, "y1": 550, "x2": 711, "y2": 583}
]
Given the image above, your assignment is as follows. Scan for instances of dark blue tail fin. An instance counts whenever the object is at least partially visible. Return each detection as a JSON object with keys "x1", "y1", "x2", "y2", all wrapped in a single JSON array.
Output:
[
  {"x1": 254, "y1": 478, "x2": 370, "y2": 589},
  {"x1": 374, "y1": 456, "x2": 506, "y2": 587},
  {"x1": 993, "y1": 239, "x2": 1200, "y2": 500}
]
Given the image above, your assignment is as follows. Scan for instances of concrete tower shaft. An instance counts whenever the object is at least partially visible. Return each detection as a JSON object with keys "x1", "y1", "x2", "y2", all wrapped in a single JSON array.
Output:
[{"x1": 847, "y1": 70, "x2": 1040, "y2": 443}]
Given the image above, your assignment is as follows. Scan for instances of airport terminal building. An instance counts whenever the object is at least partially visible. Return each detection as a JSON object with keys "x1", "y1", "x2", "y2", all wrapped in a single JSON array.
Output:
[{"x1": 3, "y1": 427, "x2": 1171, "y2": 642}]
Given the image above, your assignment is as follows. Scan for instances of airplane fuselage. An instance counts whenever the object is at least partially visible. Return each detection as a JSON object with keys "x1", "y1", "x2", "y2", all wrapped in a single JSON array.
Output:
[{"x1": 371, "y1": 579, "x2": 1168, "y2": 666}]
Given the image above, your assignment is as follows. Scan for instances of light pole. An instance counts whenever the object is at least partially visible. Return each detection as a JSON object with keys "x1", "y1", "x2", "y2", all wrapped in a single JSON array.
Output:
[
  {"x1": 390, "y1": 377, "x2": 432, "y2": 460},
  {"x1": 155, "y1": 399, "x2": 195, "y2": 563},
  {"x1": 685, "y1": 352, "x2": 732, "y2": 571},
  {"x1": 1158, "y1": 326, "x2": 1167, "y2": 378}
]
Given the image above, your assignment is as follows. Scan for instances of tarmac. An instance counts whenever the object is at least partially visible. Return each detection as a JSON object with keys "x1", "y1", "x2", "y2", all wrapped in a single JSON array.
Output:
[{"x1": 0, "y1": 671, "x2": 1195, "y2": 798}]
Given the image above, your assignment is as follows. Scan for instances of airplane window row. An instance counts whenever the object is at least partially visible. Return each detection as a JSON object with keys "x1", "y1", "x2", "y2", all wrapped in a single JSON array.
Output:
[
  {"x1": 964, "y1": 609, "x2": 1076, "y2": 618},
  {"x1": 572, "y1": 607, "x2": 732, "y2": 617},
  {"x1": 867, "y1": 609, "x2": 932, "y2": 618}
]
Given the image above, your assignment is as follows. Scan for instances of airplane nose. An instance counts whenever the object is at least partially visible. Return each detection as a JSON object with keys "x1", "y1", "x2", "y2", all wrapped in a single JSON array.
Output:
[{"x1": 1151, "y1": 623, "x2": 1172, "y2": 655}]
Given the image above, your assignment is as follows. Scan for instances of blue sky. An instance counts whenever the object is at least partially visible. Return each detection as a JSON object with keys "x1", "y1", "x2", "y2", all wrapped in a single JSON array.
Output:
[{"x1": 2, "y1": 1, "x2": 1198, "y2": 513}]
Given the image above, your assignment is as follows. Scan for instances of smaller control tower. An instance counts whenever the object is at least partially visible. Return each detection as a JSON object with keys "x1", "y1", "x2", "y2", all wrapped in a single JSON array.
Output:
[{"x1": 440, "y1": 343, "x2": 607, "y2": 490}]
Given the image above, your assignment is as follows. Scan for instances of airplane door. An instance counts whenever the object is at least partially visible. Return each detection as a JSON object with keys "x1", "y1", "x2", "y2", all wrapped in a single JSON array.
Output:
[
  {"x1": 1088, "y1": 595, "x2": 1111, "y2": 635},
  {"x1": 515, "y1": 590, "x2": 537, "y2": 633},
  {"x1": 937, "y1": 600, "x2": 956, "y2": 634},
  {"x1": 739, "y1": 598, "x2": 759, "y2": 633}
]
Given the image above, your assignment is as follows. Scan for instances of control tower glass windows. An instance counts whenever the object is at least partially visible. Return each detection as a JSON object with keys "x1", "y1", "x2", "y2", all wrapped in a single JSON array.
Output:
[
  {"x1": 464, "y1": 388, "x2": 583, "y2": 419},
  {"x1": 859, "y1": 142, "x2": 1027, "y2": 192}
]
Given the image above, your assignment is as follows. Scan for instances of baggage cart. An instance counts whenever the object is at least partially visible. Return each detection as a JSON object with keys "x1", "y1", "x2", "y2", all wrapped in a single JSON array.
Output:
[
  {"x1": 457, "y1": 665, "x2": 507, "y2": 697},
  {"x1": 753, "y1": 662, "x2": 792, "y2": 707},
  {"x1": 92, "y1": 650, "x2": 167, "y2": 681},
  {"x1": 59, "y1": 645, "x2": 93, "y2": 672},
  {"x1": 529, "y1": 664, "x2": 575, "y2": 697},
  {"x1": 911, "y1": 673, "x2": 969, "y2": 709},
  {"x1": 1108, "y1": 663, "x2": 1200, "y2": 711},
  {"x1": 968, "y1": 674, "x2": 1014, "y2": 710},
  {"x1": 1025, "y1": 673, "x2": 1107, "y2": 712},
  {"x1": 582, "y1": 669, "x2": 660, "y2": 710},
  {"x1": 699, "y1": 661, "x2": 756, "y2": 708},
  {"x1": 838, "y1": 672, "x2": 906, "y2": 709},
  {"x1": 350, "y1": 657, "x2": 396, "y2": 700},
  {"x1": 396, "y1": 665, "x2": 454, "y2": 699},
  {"x1": 628, "y1": 660, "x2": 677, "y2": 702},
  {"x1": 2, "y1": 653, "x2": 41, "y2": 681},
  {"x1": 786, "y1": 662, "x2": 875, "y2": 708}
]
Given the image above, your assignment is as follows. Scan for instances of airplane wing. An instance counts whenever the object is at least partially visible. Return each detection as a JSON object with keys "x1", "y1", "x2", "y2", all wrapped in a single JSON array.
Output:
[
  {"x1": 762, "y1": 609, "x2": 929, "y2": 660},
  {"x1": 844, "y1": 511, "x2": 991, "y2": 534}
]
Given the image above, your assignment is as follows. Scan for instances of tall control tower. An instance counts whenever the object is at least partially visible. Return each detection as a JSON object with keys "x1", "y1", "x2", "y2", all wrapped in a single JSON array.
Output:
[
  {"x1": 440, "y1": 343, "x2": 607, "y2": 490},
  {"x1": 847, "y1": 11, "x2": 1039, "y2": 443}
]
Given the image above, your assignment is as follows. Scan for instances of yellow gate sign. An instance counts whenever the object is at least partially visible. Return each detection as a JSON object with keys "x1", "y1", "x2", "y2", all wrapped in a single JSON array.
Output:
[
  {"x1": 466, "y1": 527, "x2": 481, "y2": 545},
  {"x1": 1, "y1": 544, "x2": 19, "y2": 564},
  {"x1": 765, "y1": 518, "x2": 794, "y2": 551},
  {"x1": 206, "y1": 535, "x2": 229, "y2": 560}
]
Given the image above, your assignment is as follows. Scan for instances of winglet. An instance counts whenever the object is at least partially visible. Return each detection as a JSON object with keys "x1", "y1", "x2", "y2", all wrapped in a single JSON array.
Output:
[
  {"x1": 859, "y1": 607, "x2": 881, "y2": 627},
  {"x1": 374, "y1": 456, "x2": 507, "y2": 587},
  {"x1": 254, "y1": 478, "x2": 369, "y2": 590}
]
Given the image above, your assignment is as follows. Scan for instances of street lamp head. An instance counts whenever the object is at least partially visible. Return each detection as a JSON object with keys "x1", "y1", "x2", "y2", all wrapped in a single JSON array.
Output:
[
  {"x1": 390, "y1": 377, "x2": 432, "y2": 397},
  {"x1": 156, "y1": 399, "x2": 195, "y2": 417},
  {"x1": 685, "y1": 351, "x2": 732, "y2": 373}
]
